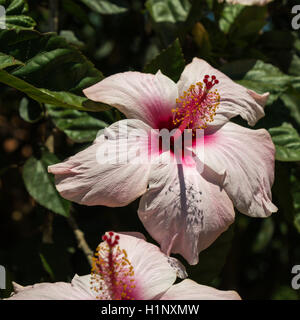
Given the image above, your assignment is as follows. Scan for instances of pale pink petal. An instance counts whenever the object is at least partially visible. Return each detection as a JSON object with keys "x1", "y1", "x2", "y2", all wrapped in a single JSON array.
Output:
[
  {"x1": 202, "y1": 122, "x2": 277, "y2": 217},
  {"x1": 138, "y1": 156, "x2": 235, "y2": 265},
  {"x1": 177, "y1": 58, "x2": 268, "y2": 127},
  {"x1": 12, "y1": 282, "x2": 24, "y2": 293},
  {"x1": 7, "y1": 275, "x2": 95, "y2": 300},
  {"x1": 117, "y1": 231, "x2": 147, "y2": 240},
  {"x1": 70, "y1": 274, "x2": 95, "y2": 297},
  {"x1": 48, "y1": 119, "x2": 151, "y2": 206},
  {"x1": 160, "y1": 279, "x2": 241, "y2": 300},
  {"x1": 83, "y1": 70, "x2": 178, "y2": 129},
  {"x1": 112, "y1": 232, "x2": 178, "y2": 300}
]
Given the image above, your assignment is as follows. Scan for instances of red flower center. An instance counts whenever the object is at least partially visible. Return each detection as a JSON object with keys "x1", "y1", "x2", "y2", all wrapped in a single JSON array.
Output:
[
  {"x1": 173, "y1": 75, "x2": 220, "y2": 132},
  {"x1": 151, "y1": 75, "x2": 220, "y2": 163}
]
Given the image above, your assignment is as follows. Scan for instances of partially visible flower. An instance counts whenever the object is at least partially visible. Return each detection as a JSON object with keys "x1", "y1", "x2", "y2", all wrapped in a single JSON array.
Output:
[
  {"x1": 48, "y1": 58, "x2": 277, "y2": 265},
  {"x1": 218, "y1": 0, "x2": 273, "y2": 5},
  {"x1": 7, "y1": 232, "x2": 240, "y2": 300}
]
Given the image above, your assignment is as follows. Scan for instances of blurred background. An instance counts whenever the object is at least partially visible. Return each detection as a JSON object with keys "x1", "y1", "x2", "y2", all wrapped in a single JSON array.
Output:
[{"x1": 0, "y1": 0, "x2": 300, "y2": 300}]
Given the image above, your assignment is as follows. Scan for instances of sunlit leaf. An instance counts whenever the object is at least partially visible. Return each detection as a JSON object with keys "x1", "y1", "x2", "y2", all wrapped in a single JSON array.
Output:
[
  {"x1": 0, "y1": 52, "x2": 23, "y2": 69},
  {"x1": 19, "y1": 97, "x2": 44, "y2": 123},
  {"x1": 219, "y1": 4, "x2": 244, "y2": 34},
  {"x1": 146, "y1": 0, "x2": 191, "y2": 24},
  {"x1": 80, "y1": 0, "x2": 128, "y2": 15},
  {"x1": 0, "y1": 0, "x2": 36, "y2": 29},
  {"x1": 0, "y1": 29, "x2": 109, "y2": 111},
  {"x1": 269, "y1": 122, "x2": 300, "y2": 162},
  {"x1": 219, "y1": 4, "x2": 267, "y2": 39},
  {"x1": 221, "y1": 60, "x2": 293, "y2": 105}
]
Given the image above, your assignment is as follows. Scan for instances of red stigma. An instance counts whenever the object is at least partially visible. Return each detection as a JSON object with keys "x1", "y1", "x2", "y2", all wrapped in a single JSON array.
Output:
[
  {"x1": 203, "y1": 75, "x2": 219, "y2": 91},
  {"x1": 103, "y1": 232, "x2": 119, "y2": 248}
]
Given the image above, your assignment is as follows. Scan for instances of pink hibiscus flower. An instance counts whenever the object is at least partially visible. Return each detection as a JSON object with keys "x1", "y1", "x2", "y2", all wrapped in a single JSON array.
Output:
[
  {"x1": 48, "y1": 58, "x2": 277, "y2": 265},
  {"x1": 6, "y1": 232, "x2": 240, "y2": 300}
]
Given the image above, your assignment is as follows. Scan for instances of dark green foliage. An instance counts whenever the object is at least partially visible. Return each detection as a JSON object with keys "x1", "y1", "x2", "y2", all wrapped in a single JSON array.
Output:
[{"x1": 0, "y1": 0, "x2": 300, "y2": 300}]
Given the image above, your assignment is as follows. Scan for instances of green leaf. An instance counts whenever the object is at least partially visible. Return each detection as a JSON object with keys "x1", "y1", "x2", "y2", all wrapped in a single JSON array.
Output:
[
  {"x1": 187, "y1": 225, "x2": 234, "y2": 285},
  {"x1": 146, "y1": 0, "x2": 191, "y2": 24},
  {"x1": 288, "y1": 33, "x2": 300, "y2": 77},
  {"x1": 39, "y1": 242, "x2": 74, "y2": 282},
  {"x1": 0, "y1": 69, "x2": 108, "y2": 111},
  {"x1": 191, "y1": 22, "x2": 212, "y2": 59},
  {"x1": 0, "y1": 52, "x2": 23, "y2": 69},
  {"x1": 252, "y1": 218, "x2": 274, "y2": 253},
  {"x1": 23, "y1": 151, "x2": 70, "y2": 217},
  {"x1": 221, "y1": 60, "x2": 293, "y2": 105},
  {"x1": 219, "y1": 4, "x2": 267, "y2": 39},
  {"x1": 0, "y1": 29, "x2": 109, "y2": 111},
  {"x1": 39, "y1": 253, "x2": 55, "y2": 281},
  {"x1": 272, "y1": 285, "x2": 299, "y2": 300},
  {"x1": 219, "y1": 4, "x2": 244, "y2": 34},
  {"x1": 280, "y1": 88, "x2": 300, "y2": 127},
  {"x1": 47, "y1": 105, "x2": 108, "y2": 143},
  {"x1": 145, "y1": 0, "x2": 192, "y2": 46},
  {"x1": 80, "y1": 0, "x2": 128, "y2": 15},
  {"x1": 289, "y1": 54, "x2": 300, "y2": 77},
  {"x1": 269, "y1": 123, "x2": 300, "y2": 162},
  {"x1": 0, "y1": 0, "x2": 36, "y2": 29},
  {"x1": 144, "y1": 38, "x2": 185, "y2": 82},
  {"x1": 19, "y1": 97, "x2": 44, "y2": 123},
  {"x1": 291, "y1": 173, "x2": 300, "y2": 233},
  {"x1": 59, "y1": 30, "x2": 84, "y2": 48}
]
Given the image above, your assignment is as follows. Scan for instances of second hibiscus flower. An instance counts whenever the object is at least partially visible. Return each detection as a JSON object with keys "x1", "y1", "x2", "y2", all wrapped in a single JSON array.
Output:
[{"x1": 48, "y1": 58, "x2": 277, "y2": 265}]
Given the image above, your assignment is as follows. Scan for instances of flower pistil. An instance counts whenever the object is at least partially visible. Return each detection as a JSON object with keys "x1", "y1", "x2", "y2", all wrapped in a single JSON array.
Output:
[{"x1": 90, "y1": 232, "x2": 137, "y2": 300}]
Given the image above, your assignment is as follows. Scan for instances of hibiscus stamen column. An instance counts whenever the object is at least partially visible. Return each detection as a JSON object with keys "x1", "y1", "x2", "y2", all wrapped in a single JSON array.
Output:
[
  {"x1": 90, "y1": 232, "x2": 138, "y2": 300},
  {"x1": 172, "y1": 75, "x2": 220, "y2": 141}
]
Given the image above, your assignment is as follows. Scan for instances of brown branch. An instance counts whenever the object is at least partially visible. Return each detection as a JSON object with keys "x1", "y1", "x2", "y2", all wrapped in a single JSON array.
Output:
[
  {"x1": 67, "y1": 213, "x2": 94, "y2": 267},
  {"x1": 42, "y1": 212, "x2": 54, "y2": 244},
  {"x1": 49, "y1": 0, "x2": 59, "y2": 33}
]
